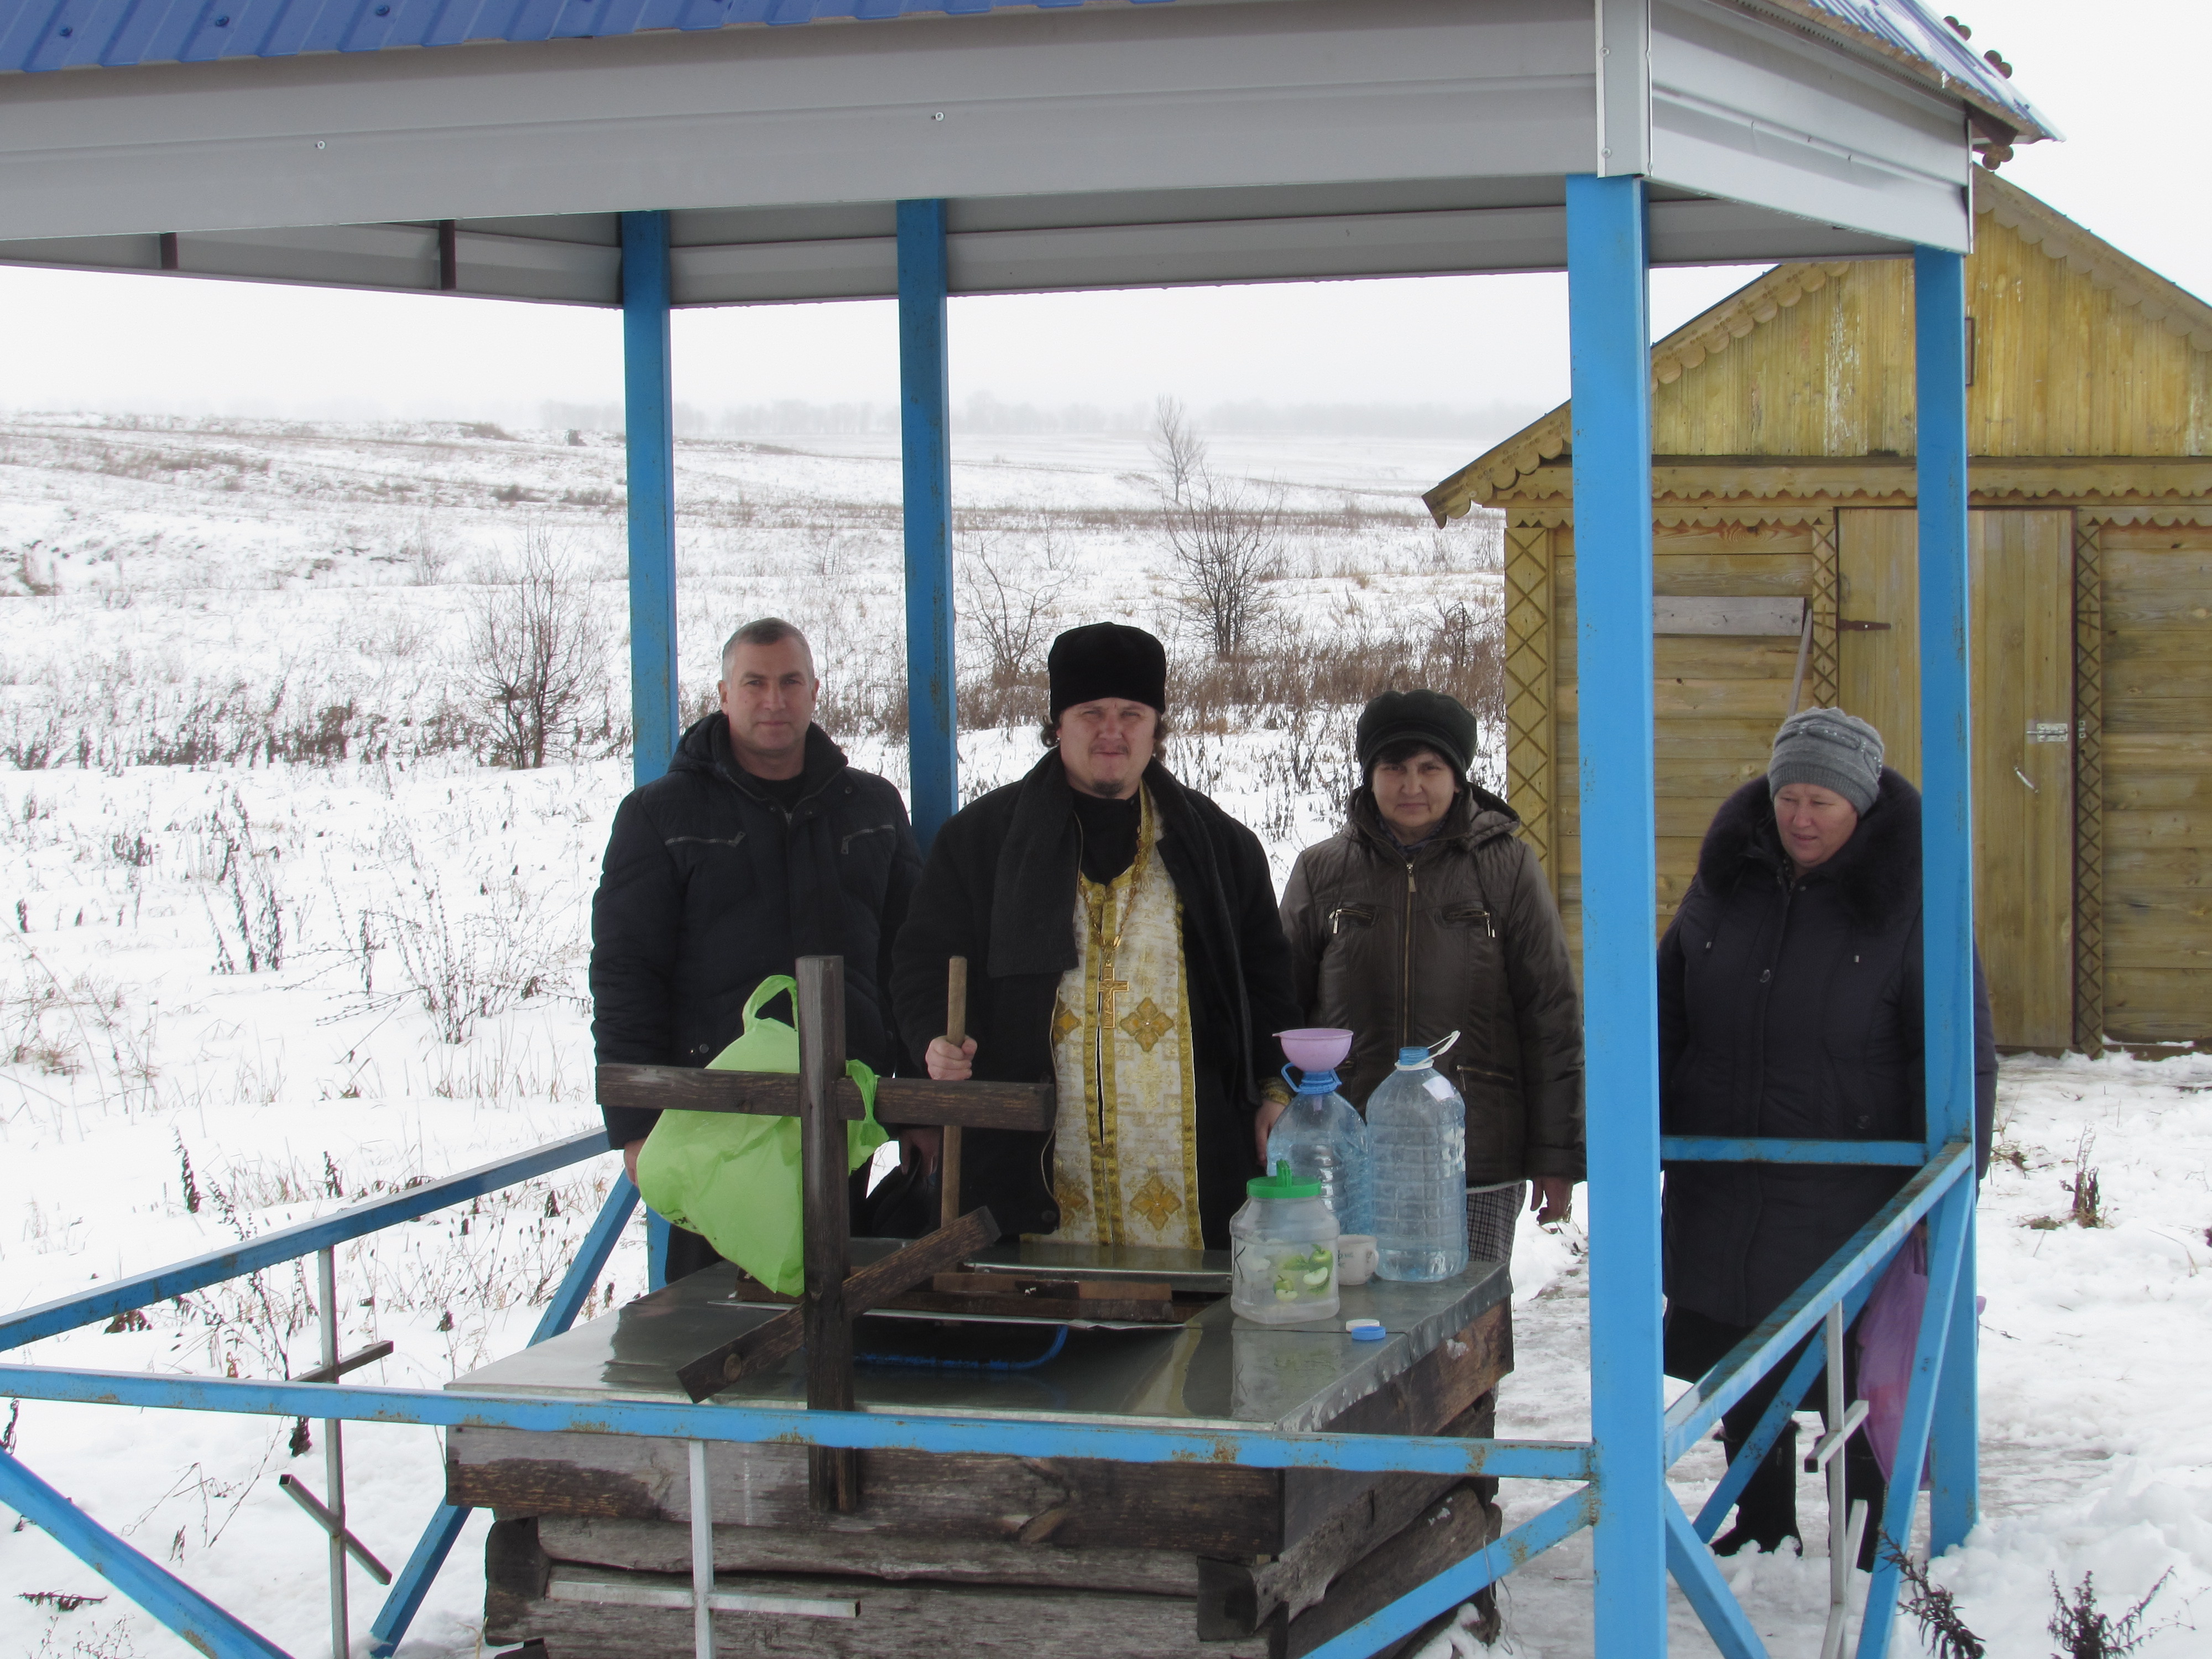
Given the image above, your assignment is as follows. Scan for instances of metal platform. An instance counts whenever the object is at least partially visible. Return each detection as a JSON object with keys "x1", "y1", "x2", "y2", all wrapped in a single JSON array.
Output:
[{"x1": 451, "y1": 1244, "x2": 1510, "y2": 1438}]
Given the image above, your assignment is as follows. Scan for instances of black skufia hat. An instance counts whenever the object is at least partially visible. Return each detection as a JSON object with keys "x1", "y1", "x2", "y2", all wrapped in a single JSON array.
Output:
[
  {"x1": 1356, "y1": 688, "x2": 1477, "y2": 779},
  {"x1": 1047, "y1": 623, "x2": 1167, "y2": 722}
]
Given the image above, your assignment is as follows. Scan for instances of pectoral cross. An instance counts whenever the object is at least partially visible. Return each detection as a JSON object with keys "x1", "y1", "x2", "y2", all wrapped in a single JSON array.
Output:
[{"x1": 1098, "y1": 953, "x2": 1131, "y2": 1032}]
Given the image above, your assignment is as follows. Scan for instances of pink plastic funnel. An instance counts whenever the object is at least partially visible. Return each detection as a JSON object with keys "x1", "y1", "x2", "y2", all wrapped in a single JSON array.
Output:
[{"x1": 1276, "y1": 1027, "x2": 1353, "y2": 1071}]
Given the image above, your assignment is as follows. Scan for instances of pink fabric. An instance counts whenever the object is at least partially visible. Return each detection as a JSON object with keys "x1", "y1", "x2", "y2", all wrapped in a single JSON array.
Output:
[
  {"x1": 1855, "y1": 1229, "x2": 1985, "y2": 1487},
  {"x1": 1855, "y1": 1231, "x2": 1929, "y2": 1484}
]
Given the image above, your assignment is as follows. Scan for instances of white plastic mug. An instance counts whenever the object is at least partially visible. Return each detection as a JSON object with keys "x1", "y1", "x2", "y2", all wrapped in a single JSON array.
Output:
[{"x1": 1335, "y1": 1234, "x2": 1379, "y2": 1286}]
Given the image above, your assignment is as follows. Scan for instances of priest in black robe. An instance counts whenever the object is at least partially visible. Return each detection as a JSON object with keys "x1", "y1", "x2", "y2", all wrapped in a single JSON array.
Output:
[{"x1": 890, "y1": 623, "x2": 1299, "y2": 1247}]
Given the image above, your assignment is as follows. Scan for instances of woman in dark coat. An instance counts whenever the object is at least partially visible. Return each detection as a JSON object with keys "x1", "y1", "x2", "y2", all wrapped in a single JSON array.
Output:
[
  {"x1": 1659, "y1": 707, "x2": 1995, "y2": 1560},
  {"x1": 1280, "y1": 689, "x2": 1584, "y2": 1264}
]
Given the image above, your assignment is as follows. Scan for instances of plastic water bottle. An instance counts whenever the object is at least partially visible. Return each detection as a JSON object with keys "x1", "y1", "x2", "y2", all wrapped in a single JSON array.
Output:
[
  {"x1": 1368, "y1": 1040, "x2": 1468, "y2": 1282},
  {"x1": 1266, "y1": 1065, "x2": 1374, "y2": 1235}
]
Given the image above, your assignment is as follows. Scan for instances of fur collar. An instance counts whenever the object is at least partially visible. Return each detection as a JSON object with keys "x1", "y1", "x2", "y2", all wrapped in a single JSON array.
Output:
[{"x1": 1695, "y1": 767, "x2": 1923, "y2": 930}]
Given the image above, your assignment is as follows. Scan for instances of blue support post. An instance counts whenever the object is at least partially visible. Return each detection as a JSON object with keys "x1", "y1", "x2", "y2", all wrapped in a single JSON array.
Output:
[
  {"x1": 1693, "y1": 1276, "x2": 1878, "y2": 1541},
  {"x1": 898, "y1": 198, "x2": 957, "y2": 848},
  {"x1": 622, "y1": 207, "x2": 681, "y2": 1293},
  {"x1": 0, "y1": 1446, "x2": 293, "y2": 1658},
  {"x1": 1565, "y1": 171, "x2": 1668, "y2": 1653},
  {"x1": 367, "y1": 1175, "x2": 641, "y2": 1656},
  {"x1": 623, "y1": 208, "x2": 680, "y2": 790},
  {"x1": 1914, "y1": 243, "x2": 1981, "y2": 1561}
]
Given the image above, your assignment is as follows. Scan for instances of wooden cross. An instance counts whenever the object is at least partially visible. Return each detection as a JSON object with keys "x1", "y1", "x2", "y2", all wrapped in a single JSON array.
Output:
[{"x1": 596, "y1": 954, "x2": 1053, "y2": 1513}]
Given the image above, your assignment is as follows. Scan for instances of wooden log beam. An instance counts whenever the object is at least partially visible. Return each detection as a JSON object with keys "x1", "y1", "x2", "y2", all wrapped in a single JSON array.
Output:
[
  {"x1": 675, "y1": 1207, "x2": 1003, "y2": 1404},
  {"x1": 595, "y1": 1065, "x2": 1051, "y2": 1131},
  {"x1": 1195, "y1": 1394, "x2": 1496, "y2": 1641},
  {"x1": 1282, "y1": 1486, "x2": 1503, "y2": 1659}
]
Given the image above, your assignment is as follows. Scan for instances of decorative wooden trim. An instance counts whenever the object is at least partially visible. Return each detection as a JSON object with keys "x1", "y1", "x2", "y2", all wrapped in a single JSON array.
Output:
[
  {"x1": 1809, "y1": 512, "x2": 1841, "y2": 708},
  {"x1": 1503, "y1": 524, "x2": 1557, "y2": 891},
  {"x1": 2072, "y1": 514, "x2": 2106, "y2": 1057}
]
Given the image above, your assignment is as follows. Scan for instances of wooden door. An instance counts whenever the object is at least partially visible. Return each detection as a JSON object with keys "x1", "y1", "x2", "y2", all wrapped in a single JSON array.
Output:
[{"x1": 1835, "y1": 509, "x2": 2074, "y2": 1047}]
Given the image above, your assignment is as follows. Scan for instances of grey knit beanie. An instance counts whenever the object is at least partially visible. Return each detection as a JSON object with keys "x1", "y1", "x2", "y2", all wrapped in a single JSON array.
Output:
[{"x1": 1768, "y1": 707, "x2": 1884, "y2": 814}]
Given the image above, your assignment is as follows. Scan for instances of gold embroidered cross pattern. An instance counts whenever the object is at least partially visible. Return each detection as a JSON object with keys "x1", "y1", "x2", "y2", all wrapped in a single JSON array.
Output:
[{"x1": 1117, "y1": 997, "x2": 1175, "y2": 1053}]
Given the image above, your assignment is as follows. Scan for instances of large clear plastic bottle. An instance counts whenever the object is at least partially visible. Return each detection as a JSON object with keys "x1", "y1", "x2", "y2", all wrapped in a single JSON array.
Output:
[
  {"x1": 1266, "y1": 1064, "x2": 1374, "y2": 1236},
  {"x1": 1368, "y1": 1038, "x2": 1469, "y2": 1282}
]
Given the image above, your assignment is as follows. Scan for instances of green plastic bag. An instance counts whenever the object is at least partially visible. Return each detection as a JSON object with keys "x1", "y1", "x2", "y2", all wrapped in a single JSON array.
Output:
[{"x1": 635, "y1": 975, "x2": 888, "y2": 1296}]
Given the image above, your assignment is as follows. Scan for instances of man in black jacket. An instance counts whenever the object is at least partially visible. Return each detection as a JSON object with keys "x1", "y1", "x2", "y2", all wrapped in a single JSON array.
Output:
[
  {"x1": 891, "y1": 623, "x2": 1298, "y2": 1249},
  {"x1": 590, "y1": 619, "x2": 922, "y2": 1259}
]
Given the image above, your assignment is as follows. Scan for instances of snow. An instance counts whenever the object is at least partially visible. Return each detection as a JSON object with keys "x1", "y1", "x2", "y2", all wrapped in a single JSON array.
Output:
[{"x1": 1, "y1": 415, "x2": 2203, "y2": 1658}]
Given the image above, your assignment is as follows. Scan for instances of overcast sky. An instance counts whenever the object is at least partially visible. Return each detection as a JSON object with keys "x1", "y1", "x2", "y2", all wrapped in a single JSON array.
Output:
[{"x1": 0, "y1": 0, "x2": 2195, "y2": 434}]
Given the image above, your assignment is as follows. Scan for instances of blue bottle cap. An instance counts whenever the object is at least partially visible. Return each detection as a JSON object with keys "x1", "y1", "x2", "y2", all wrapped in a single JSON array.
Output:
[{"x1": 1345, "y1": 1318, "x2": 1386, "y2": 1341}]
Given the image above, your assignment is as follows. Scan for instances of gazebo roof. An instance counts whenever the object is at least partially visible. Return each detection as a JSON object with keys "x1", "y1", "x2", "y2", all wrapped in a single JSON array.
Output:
[{"x1": 0, "y1": 0, "x2": 2053, "y2": 304}]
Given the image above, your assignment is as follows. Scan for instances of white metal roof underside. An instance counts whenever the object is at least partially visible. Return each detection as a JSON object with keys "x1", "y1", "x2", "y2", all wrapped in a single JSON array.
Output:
[{"x1": 0, "y1": 0, "x2": 2048, "y2": 305}]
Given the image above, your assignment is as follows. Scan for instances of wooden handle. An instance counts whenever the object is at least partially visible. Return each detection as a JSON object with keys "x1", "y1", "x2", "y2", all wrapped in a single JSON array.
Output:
[
  {"x1": 946, "y1": 956, "x2": 968, "y2": 1046},
  {"x1": 942, "y1": 957, "x2": 968, "y2": 1227}
]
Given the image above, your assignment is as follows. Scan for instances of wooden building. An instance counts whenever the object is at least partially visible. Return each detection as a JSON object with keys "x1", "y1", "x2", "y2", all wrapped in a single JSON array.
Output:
[{"x1": 1425, "y1": 171, "x2": 2212, "y2": 1052}]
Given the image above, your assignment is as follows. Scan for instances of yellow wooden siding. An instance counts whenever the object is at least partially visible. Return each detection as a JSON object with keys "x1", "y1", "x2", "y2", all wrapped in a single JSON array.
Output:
[
  {"x1": 1531, "y1": 524, "x2": 1817, "y2": 962},
  {"x1": 1644, "y1": 213, "x2": 2212, "y2": 463},
  {"x1": 1831, "y1": 509, "x2": 2074, "y2": 1048},
  {"x1": 2100, "y1": 525, "x2": 2212, "y2": 1040}
]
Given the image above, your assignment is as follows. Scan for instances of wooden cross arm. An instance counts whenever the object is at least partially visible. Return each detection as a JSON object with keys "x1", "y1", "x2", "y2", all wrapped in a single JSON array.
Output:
[
  {"x1": 594, "y1": 1065, "x2": 1051, "y2": 1131},
  {"x1": 676, "y1": 1208, "x2": 1002, "y2": 1403}
]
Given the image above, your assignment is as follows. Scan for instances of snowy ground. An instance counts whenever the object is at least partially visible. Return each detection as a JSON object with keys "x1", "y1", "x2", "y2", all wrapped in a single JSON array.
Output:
[{"x1": 1, "y1": 416, "x2": 2203, "y2": 1658}]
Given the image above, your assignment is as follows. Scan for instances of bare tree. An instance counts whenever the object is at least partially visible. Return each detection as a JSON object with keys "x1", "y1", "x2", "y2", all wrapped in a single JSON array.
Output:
[
  {"x1": 961, "y1": 529, "x2": 1071, "y2": 688},
  {"x1": 463, "y1": 526, "x2": 611, "y2": 769},
  {"x1": 1150, "y1": 403, "x2": 1284, "y2": 658},
  {"x1": 1149, "y1": 395, "x2": 1207, "y2": 505}
]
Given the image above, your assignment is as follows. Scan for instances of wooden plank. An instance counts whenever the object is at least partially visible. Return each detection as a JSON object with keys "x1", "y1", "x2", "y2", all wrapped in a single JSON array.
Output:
[
  {"x1": 1558, "y1": 680, "x2": 1804, "y2": 721},
  {"x1": 1282, "y1": 1300, "x2": 1511, "y2": 1550},
  {"x1": 678, "y1": 1208, "x2": 1004, "y2": 1401},
  {"x1": 1197, "y1": 1395, "x2": 1495, "y2": 1640},
  {"x1": 596, "y1": 1066, "x2": 842, "y2": 1120},
  {"x1": 447, "y1": 1430, "x2": 1288, "y2": 1556},
  {"x1": 872, "y1": 1077, "x2": 1053, "y2": 1132},
  {"x1": 798, "y1": 955, "x2": 858, "y2": 1514},
  {"x1": 492, "y1": 1562, "x2": 1273, "y2": 1658},
  {"x1": 2106, "y1": 846, "x2": 2212, "y2": 886},
  {"x1": 1971, "y1": 510, "x2": 2074, "y2": 1048},
  {"x1": 2105, "y1": 699, "x2": 2212, "y2": 736},
  {"x1": 538, "y1": 1517, "x2": 1202, "y2": 1596},
  {"x1": 2104, "y1": 968, "x2": 2212, "y2": 1043},
  {"x1": 1652, "y1": 596, "x2": 1805, "y2": 635},
  {"x1": 596, "y1": 1066, "x2": 1051, "y2": 1133},
  {"x1": 1281, "y1": 1486, "x2": 1503, "y2": 1659}
]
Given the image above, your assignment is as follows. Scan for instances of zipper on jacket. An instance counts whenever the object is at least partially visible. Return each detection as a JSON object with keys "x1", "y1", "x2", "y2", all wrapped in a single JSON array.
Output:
[{"x1": 1400, "y1": 860, "x2": 1417, "y2": 1050}]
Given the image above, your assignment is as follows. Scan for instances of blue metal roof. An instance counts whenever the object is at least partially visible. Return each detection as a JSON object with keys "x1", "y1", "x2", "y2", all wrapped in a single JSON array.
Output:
[
  {"x1": 0, "y1": 0, "x2": 1171, "y2": 74},
  {"x1": 1789, "y1": 0, "x2": 2055, "y2": 137},
  {"x1": 0, "y1": 0, "x2": 2053, "y2": 144}
]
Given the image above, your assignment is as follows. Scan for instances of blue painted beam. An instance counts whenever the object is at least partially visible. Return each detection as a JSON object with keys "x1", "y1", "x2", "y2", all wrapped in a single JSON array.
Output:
[
  {"x1": 0, "y1": 1131, "x2": 607, "y2": 1352},
  {"x1": 1914, "y1": 242, "x2": 1981, "y2": 1558},
  {"x1": 1663, "y1": 1141, "x2": 1970, "y2": 1462},
  {"x1": 1854, "y1": 1182, "x2": 1970, "y2": 1659},
  {"x1": 1564, "y1": 169, "x2": 1667, "y2": 1655},
  {"x1": 898, "y1": 198, "x2": 957, "y2": 848},
  {"x1": 1666, "y1": 1497, "x2": 1770, "y2": 1659},
  {"x1": 623, "y1": 208, "x2": 681, "y2": 788},
  {"x1": 0, "y1": 1446, "x2": 293, "y2": 1658},
  {"x1": 1661, "y1": 1137, "x2": 1927, "y2": 1166},
  {"x1": 1298, "y1": 1485, "x2": 1599, "y2": 1659},
  {"x1": 1691, "y1": 1276, "x2": 1877, "y2": 1540},
  {"x1": 366, "y1": 1173, "x2": 642, "y2": 1657},
  {"x1": 0, "y1": 1365, "x2": 1595, "y2": 1482}
]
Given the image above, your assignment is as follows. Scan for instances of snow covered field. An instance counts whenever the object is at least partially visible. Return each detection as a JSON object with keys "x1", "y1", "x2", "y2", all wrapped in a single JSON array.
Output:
[{"x1": 0, "y1": 415, "x2": 2202, "y2": 1658}]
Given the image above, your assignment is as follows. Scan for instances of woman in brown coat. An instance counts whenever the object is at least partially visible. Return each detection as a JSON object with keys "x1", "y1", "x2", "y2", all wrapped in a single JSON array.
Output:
[{"x1": 1277, "y1": 690, "x2": 1585, "y2": 1265}]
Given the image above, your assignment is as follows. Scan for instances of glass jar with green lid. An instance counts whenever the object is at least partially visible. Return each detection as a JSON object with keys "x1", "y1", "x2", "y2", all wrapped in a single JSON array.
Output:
[{"x1": 1229, "y1": 1160, "x2": 1341, "y2": 1324}]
